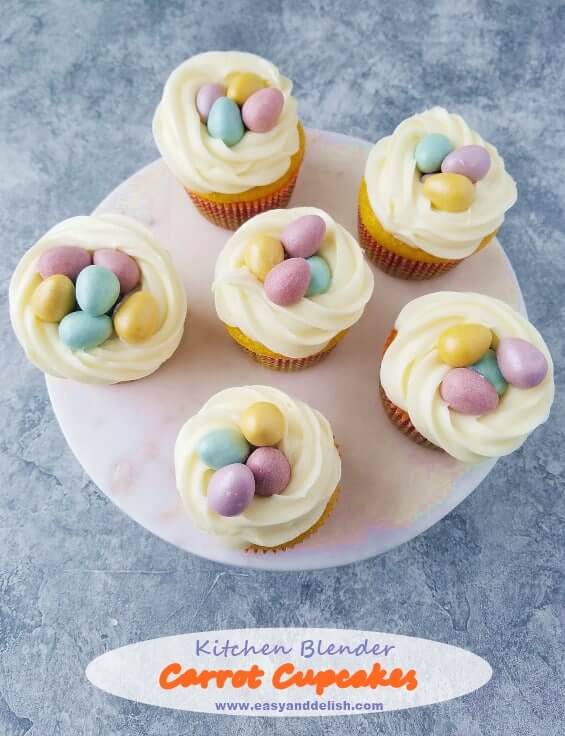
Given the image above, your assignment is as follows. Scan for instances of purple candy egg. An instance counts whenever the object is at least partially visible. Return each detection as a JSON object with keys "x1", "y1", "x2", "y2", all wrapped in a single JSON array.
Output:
[
  {"x1": 441, "y1": 145, "x2": 491, "y2": 183},
  {"x1": 281, "y1": 215, "x2": 326, "y2": 259},
  {"x1": 38, "y1": 246, "x2": 92, "y2": 281},
  {"x1": 264, "y1": 258, "x2": 310, "y2": 306},
  {"x1": 207, "y1": 463, "x2": 255, "y2": 517},
  {"x1": 246, "y1": 447, "x2": 291, "y2": 497},
  {"x1": 496, "y1": 337, "x2": 548, "y2": 389},
  {"x1": 196, "y1": 83, "x2": 226, "y2": 122},
  {"x1": 93, "y1": 249, "x2": 141, "y2": 294},
  {"x1": 241, "y1": 88, "x2": 284, "y2": 133},
  {"x1": 440, "y1": 367, "x2": 499, "y2": 415}
]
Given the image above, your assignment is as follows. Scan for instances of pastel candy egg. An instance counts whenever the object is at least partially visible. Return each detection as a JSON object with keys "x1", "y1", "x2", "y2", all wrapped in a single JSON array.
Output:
[
  {"x1": 31, "y1": 274, "x2": 75, "y2": 323},
  {"x1": 37, "y1": 246, "x2": 92, "y2": 281},
  {"x1": 306, "y1": 255, "x2": 331, "y2": 296},
  {"x1": 226, "y1": 72, "x2": 266, "y2": 105},
  {"x1": 264, "y1": 258, "x2": 310, "y2": 306},
  {"x1": 246, "y1": 447, "x2": 291, "y2": 496},
  {"x1": 113, "y1": 291, "x2": 160, "y2": 344},
  {"x1": 76, "y1": 265, "x2": 120, "y2": 316},
  {"x1": 240, "y1": 402, "x2": 285, "y2": 446},
  {"x1": 440, "y1": 367, "x2": 499, "y2": 415},
  {"x1": 496, "y1": 338, "x2": 548, "y2": 389},
  {"x1": 93, "y1": 249, "x2": 140, "y2": 294},
  {"x1": 197, "y1": 428, "x2": 251, "y2": 470},
  {"x1": 207, "y1": 463, "x2": 255, "y2": 517},
  {"x1": 438, "y1": 324, "x2": 492, "y2": 367},
  {"x1": 441, "y1": 145, "x2": 491, "y2": 183},
  {"x1": 196, "y1": 83, "x2": 226, "y2": 122},
  {"x1": 244, "y1": 235, "x2": 284, "y2": 282},
  {"x1": 470, "y1": 349, "x2": 508, "y2": 396},
  {"x1": 415, "y1": 133, "x2": 454, "y2": 173},
  {"x1": 207, "y1": 97, "x2": 245, "y2": 146},
  {"x1": 281, "y1": 215, "x2": 326, "y2": 259},
  {"x1": 423, "y1": 173, "x2": 475, "y2": 212},
  {"x1": 242, "y1": 88, "x2": 284, "y2": 133},
  {"x1": 58, "y1": 311, "x2": 113, "y2": 351}
]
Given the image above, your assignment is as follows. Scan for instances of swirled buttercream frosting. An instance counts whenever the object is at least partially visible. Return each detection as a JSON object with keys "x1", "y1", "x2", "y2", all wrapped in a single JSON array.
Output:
[
  {"x1": 9, "y1": 214, "x2": 187, "y2": 384},
  {"x1": 380, "y1": 292, "x2": 554, "y2": 463}
]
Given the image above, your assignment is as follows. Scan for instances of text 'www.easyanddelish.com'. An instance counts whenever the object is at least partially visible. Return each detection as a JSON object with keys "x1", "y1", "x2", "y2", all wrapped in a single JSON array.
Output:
[{"x1": 214, "y1": 699, "x2": 385, "y2": 713}]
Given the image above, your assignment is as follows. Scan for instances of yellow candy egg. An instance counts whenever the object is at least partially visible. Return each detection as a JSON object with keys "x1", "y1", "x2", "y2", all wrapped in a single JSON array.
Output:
[
  {"x1": 113, "y1": 291, "x2": 160, "y2": 344},
  {"x1": 438, "y1": 323, "x2": 493, "y2": 367},
  {"x1": 423, "y1": 173, "x2": 475, "y2": 212},
  {"x1": 244, "y1": 235, "x2": 284, "y2": 281},
  {"x1": 226, "y1": 72, "x2": 266, "y2": 105},
  {"x1": 31, "y1": 274, "x2": 75, "y2": 322},
  {"x1": 240, "y1": 402, "x2": 285, "y2": 446}
]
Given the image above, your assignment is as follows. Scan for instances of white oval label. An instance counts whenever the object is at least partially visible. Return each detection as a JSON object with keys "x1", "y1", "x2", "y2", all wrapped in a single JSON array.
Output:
[{"x1": 86, "y1": 628, "x2": 491, "y2": 716}]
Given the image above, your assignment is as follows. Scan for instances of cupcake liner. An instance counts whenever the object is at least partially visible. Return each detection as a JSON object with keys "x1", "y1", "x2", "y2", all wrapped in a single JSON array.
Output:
[
  {"x1": 224, "y1": 324, "x2": 348, "y2": 371},
  {"x1": 246, "y1": 486, "x2": 341, "y2": 553},
  {"x1": 187, "y1": 124, "x2": 306, "y2": 230}
]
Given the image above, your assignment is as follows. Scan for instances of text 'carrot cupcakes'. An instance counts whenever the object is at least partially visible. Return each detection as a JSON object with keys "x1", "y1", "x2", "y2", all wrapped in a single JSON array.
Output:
[
  {"x1": 153, "y1": 51, "x2": 304, "y2": 230},
  {"x1": 9, "y1": 214, "x2": 187, "y2": 384},
  {"x1": 175, "y1": 386, "x2": 341, "y2": 551},
  {"x1": 213, "y1": 207, "x2": 374, "y2": 370},
  {"x1": 359, "y1": 107, "x2": 517, "y2": 279},
  {"x1": 380, "y1": 292, "x2": 554, "y2": 462}
]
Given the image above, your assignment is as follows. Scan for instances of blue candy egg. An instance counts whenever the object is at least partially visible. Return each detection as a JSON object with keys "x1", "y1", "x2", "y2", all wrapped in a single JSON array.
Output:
[
  {"x1": 59, "y1": 311, "x2": 113, "y2": 351},
  {"x1": 207, "y1": 97, "x2": 245, "y2": 147},
  {"x1": 306, "y1": 255, "x2": 332, "y2": 297},
  {"x1": 470, "y1": 349, "x2": 508, "y2": 396},
  {"x1": 415, "y1": 133, "x2": 454, "y2": 174},
  {"x1": 197, "y1": 428, "x2": 251, "y2": 470},
  {"x1": 76, "y1": 265, "x2": 120, "y2": 316}
]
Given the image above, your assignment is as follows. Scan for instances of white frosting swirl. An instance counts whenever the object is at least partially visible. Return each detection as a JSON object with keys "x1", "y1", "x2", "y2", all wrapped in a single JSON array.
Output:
[
  {"x1": 9, "y1": 214, "x2": 187, "y2": 384},
  {"x1": 213, "y1": 208, "x2": 374, "y2": 358},
  {"x1": 175, "y1": 386, "x2": 341, "y2": 549},
  {"x1": 152, "y1": 51, "x2": 300, "y2": 194},
  {"x1": 380, "y1": 292, "x2": 554, "y2": 463},
  {"x1": 365, "y1": 107, "x2": 517, "y2": 259}
]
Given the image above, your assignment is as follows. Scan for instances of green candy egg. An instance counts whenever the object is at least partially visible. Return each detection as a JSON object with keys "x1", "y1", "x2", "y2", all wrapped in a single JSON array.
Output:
[
  {"x1": 306, "y1": 255, "x2": 331, "y2": 297},
  {"x1": 415, "y1": 133, "x2": 454, "y2": 174},
  {"x1": 197, "y1": 428, "x2": 251, "y2": 470},
  {"x1": 59, "y1": 311, "x2": 113, "y2": 351},
  {"x1": 207, "y1": 97, "x2": 245, "y2": 147},
  {"x1": 76, "y1": 265, "x2": 120, "y2": 316},
  {"x1": 470, "y1": 349, "x2": 508, "y2": 396}
]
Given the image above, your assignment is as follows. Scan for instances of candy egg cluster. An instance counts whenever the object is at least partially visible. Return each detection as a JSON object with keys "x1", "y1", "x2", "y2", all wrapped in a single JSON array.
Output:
[
  {"x1": 31, "y1": 245, "x2": 161, "y2": 351},
  {"x1": 244, "y1": 215, "x2": 332, "y2": 306},
  {"x1": 197, "y1": 72, "x2": 284, "y2": 147},
  {"x1": 197, "y1": 401, "x2": 292, "y2": 517},
  {"x1": 437, "y1": 324, "x2": 549, "y2": 415},
  {"x1": 415, "y1": 134, "x2": 491, "y2": 212}
]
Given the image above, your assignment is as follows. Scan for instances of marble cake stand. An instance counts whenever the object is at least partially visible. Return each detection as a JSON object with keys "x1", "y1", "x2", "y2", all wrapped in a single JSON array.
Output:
[{"x1": 46, "y1": 129, "x2": 525, "y2": 571}]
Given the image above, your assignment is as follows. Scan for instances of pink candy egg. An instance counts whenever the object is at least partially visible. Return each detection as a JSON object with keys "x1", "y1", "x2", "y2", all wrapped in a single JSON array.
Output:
[
  {"x1": 246, "y1": 447, "x2": 291, "y2": 497},
  {"x1": 496, "y1": 338, "x2": 548, "y2": 388},
  {"x1": 242, "y1": 88, "x2": 284, "y2": 133},
  {"x1": 196, "y1": 83, "x2": 226, "y2": 122},
  {"x1": 207, "y1": 463, "x2": 255, "y2": 517},
  {"x1": 93, "y1": 249, "x2": 141, "y2": 294},
  {"x1": 440, "y1": 367, "x2": 499, "y2": 415},
  {"x1": 441, "y1": 145, "x2": 491, "y2": 183},
  {"x1": 281, "y1": 214, "x2": 326, "y2": 259},
  {"x1": 38, "y1": 246, "x2": 92, "y2": 281},
  {"x1": 264, "y1": 258, "x2": 310, "y2": 306}
]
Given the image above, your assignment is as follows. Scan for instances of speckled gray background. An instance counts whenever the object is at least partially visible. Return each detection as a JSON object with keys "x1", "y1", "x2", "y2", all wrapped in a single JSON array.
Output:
[{"x1": 1, "y1": 1, "x2": 564, "y2": 734}]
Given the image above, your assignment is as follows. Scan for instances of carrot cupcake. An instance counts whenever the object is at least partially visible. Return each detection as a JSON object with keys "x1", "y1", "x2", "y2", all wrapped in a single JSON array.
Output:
[
  {"x1": 9, "y1": 214, "x2": 187, "y2": 384},
  {"x1": 174, "y1": 386, "x2": 341, "y2": 551},
  {"x1": 359, "y1": 107, "x2": 517, "y2": 279},
  {"x1": 213, "y1": 207, "x2": 374, "y2": 370},
  {"x1": 153, "y1": 51, "x2": 304, "y2": 230},
  {"x1": 380, "y1": 292, "x2": 554, "y2": 462}
]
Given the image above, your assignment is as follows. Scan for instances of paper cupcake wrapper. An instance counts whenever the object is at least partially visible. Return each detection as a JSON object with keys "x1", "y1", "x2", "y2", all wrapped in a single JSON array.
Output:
[
  {"x1": 246, "y1": 486, "x2": 341, "y2": 553},
  {"x1": 224, "y1": 324, "x2": 348, "y2": 372}
]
